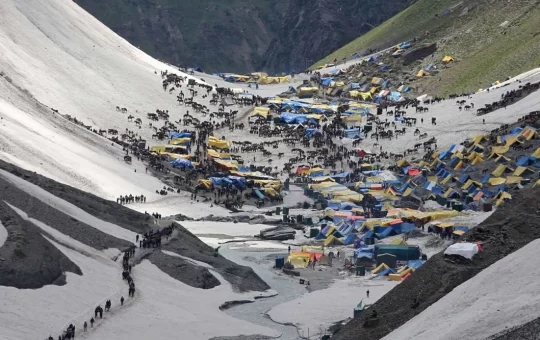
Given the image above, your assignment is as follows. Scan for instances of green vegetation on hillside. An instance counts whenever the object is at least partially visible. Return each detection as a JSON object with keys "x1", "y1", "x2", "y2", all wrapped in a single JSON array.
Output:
[{"x1": 314, "y1": 0, "x2": 540, "y2": 95}]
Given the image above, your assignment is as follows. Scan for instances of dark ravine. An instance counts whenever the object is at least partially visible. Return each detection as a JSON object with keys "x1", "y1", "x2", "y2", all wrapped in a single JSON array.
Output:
[
  {"x1": 0, "y1": 159, "x2": 269, "y2": 292},
  {"x1": 73, "y1": 0, "x2": 414, "y2": 73},
  {"x1": 331, "y1": 188, "x2": 540, "y2": 340}
]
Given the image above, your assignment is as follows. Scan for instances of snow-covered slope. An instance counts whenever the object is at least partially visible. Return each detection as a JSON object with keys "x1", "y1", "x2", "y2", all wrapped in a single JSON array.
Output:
[
  {"x1": 0, "y1": 162, "x2": 278, "y2": 340},
  {"x1": 383, "y1": 238, "x2": 540, "y2": 340}
]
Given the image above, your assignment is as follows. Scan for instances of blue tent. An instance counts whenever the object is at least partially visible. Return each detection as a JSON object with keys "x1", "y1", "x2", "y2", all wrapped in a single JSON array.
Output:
[
  {"x1": 368, "y1": 56, "x2": 377, "y2": 63},
  {"x1": 321, "y1": 77, "x2": 333, "y2": 86},
  {"x1": 170, "y1": 158, "x2": 194, "y2": 169},
  {"x1": 399, "y1": 42, "x2": 412, "y2": 49},
  {"x1": 343, "y1": 234, "x2": 358, "y2": 245},
  {"x1": 169, "y1": 132, "x2": 192, "y2": 139},
  {"x1": 380, "y1": 65, "x2": 390, "y2": 71},
  {"x1": 351, "y1": 83, "x2": 361, "y2": 89}
]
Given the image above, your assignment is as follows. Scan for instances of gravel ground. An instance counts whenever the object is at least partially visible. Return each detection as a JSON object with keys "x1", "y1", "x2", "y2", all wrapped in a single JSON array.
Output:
[{"x1": 331, "y1": 187, "x2": 540, "y2": 340}]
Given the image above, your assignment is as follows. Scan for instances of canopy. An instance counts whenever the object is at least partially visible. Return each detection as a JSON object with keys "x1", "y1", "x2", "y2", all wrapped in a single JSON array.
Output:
[{"x1": 444, "y1": 243, "x2": 479, "y2": 259}]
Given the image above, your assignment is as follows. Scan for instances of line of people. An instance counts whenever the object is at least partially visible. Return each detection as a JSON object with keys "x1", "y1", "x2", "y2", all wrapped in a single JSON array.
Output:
[{"x1": 46, "y1": 249, "x2": 137, "y2": 340}]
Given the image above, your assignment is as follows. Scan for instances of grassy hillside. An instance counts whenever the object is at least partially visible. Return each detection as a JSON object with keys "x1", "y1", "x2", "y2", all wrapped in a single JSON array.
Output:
[{"x1": 314, "y1": 0, "x2": 540, "y2": 95}]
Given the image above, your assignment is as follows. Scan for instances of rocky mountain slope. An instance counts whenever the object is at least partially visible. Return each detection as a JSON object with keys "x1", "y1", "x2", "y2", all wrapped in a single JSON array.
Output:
[
  {"x1": 73, "y1": 0, "x2": 413, "y2": 74},
  {"x1": 315, "y1": 0, "x2": 540, "y2": 95}
]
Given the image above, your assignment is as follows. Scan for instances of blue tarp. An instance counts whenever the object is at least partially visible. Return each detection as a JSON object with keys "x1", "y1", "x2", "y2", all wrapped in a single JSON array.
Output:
[
  {"x1": 321, "y1": 77, "x2": 333, "y2": 86},
  {"x1": 378, "y1": 268, "x2": 397, "y2": 276},
  {"x1": 380, "y1": 66, "x2": 390, "y2": 71},
  {"x1": 331, "y1": 172, "x2": 349, "y2": 178},
  {"x1": 399, "y1": 42, "x2": 412, "y2": 49},
  {"x1": 407, "y1": 260, "x2": 425, "y2": 270},
  {"x1": 170, "y1": 158, "x2": 194, "y2": 169},
  {"x1": 388, "y1": 92, "x2": 401, "y2": 102},
  {"x1": 305, "y1": 128, "x2": 320, "y2": 138},
  {"x1": 344, "y1": 128, "x2": 362, "y2": 138},
  {"x1": 169, "y1": 132, "x2": 192, "y2": 139},
  {"x1": 351, "y1": 83, "x2": 361, "y2": 89},
  {"x1": 280, "y1": 113, "x2": 307, "y2": 124}
]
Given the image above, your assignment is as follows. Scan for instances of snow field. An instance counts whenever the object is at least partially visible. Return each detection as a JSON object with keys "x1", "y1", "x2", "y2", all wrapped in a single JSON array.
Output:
[{"x1": 268, "y1": 277, "x2": 398, "y2": 337}]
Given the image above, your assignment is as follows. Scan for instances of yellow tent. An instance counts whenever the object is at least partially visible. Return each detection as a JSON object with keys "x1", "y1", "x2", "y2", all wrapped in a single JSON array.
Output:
[
  {"x1": 170, "y1": 137, "x2": 191, "y2": 146},
  {"x1": 532, "y1": 148, "x2": 540, "y2": 158},
  {"x1": 442, "y1": 56, "x2": 455, "y2": 62},
  {"x1": 491, "y1": 164, "x2": 507, "y2": 177},
  {"x1": 372, "y1": 263, "x2": 389, "y2": 274},
  {"x1": 197, "y1": 179, "x2": 213, "y2": 189},
  {"x1": 208, "y1": 136, "x2": 230, "y2": 149},
  {"x1": 471, "y1": 155, "x2": 484, "y2": 165},
  {"x1": 250, "y1": 107, "x2": 270, "y2": 119},
  {"x1": 213, "y1": 159, "x2": 238, "y2": 170},
  {"x1": 473, "y1": 135, "x2": 486, "y2": 144},
  {"x1": 391, "y1": 238, "x2": 408, "y2": 245},
  {"x1": 287, "y1": 253, "x2": 311, "y2": 268},
  {"x1": 372, "y1": 77, "x2": 383, "y2": 85},
  {"x1": 513, "y1": 166, "x2": 535, "y2": 176},
  {"x1": 417, "y1": 70, "x2": 429, "y2": 77},
  {"x1": 396, "y1": 159, "x2": 410, "y2": 167},
  {"x1": 324, "y1": 235, "x2": 344, "y2": 247},
  {"x1": 505, "y1": 176, "x2": 522, "y2": 185},
  {"x1": 533, "y1": 179, "x2": 540, "y2": 188},
  {"x1": 488, "y1": 177, "x2": 506, "y2": 186}
]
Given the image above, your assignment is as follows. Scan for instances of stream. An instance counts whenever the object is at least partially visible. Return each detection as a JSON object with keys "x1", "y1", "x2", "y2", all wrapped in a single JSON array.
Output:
[{"x1": 220, "y1": 245, "x2": 308, "y2": 340}]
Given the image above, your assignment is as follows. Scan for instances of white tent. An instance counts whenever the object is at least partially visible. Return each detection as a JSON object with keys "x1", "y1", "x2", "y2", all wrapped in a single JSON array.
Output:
[{"x1": 444, "y1": 243, "x2": 479, "y2": 259}]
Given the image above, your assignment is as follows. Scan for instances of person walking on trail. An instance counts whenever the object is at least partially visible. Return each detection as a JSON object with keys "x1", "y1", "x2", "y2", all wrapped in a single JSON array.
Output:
[
  {"x1": 121, "y1": 296, "x2": 125, "y2": 306},
  {"x1": 90, "y1": 318, "x2": 94, "y2": 328},
  {"x1": 366, "y1": 289, "x2": 370, "y2": 298},
  {"x1": 288, "y1": 245, "x2": 291, "y2": 254},
  {"x1": 83, "y1": 322, "x2": 87, "y2": 332}
]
